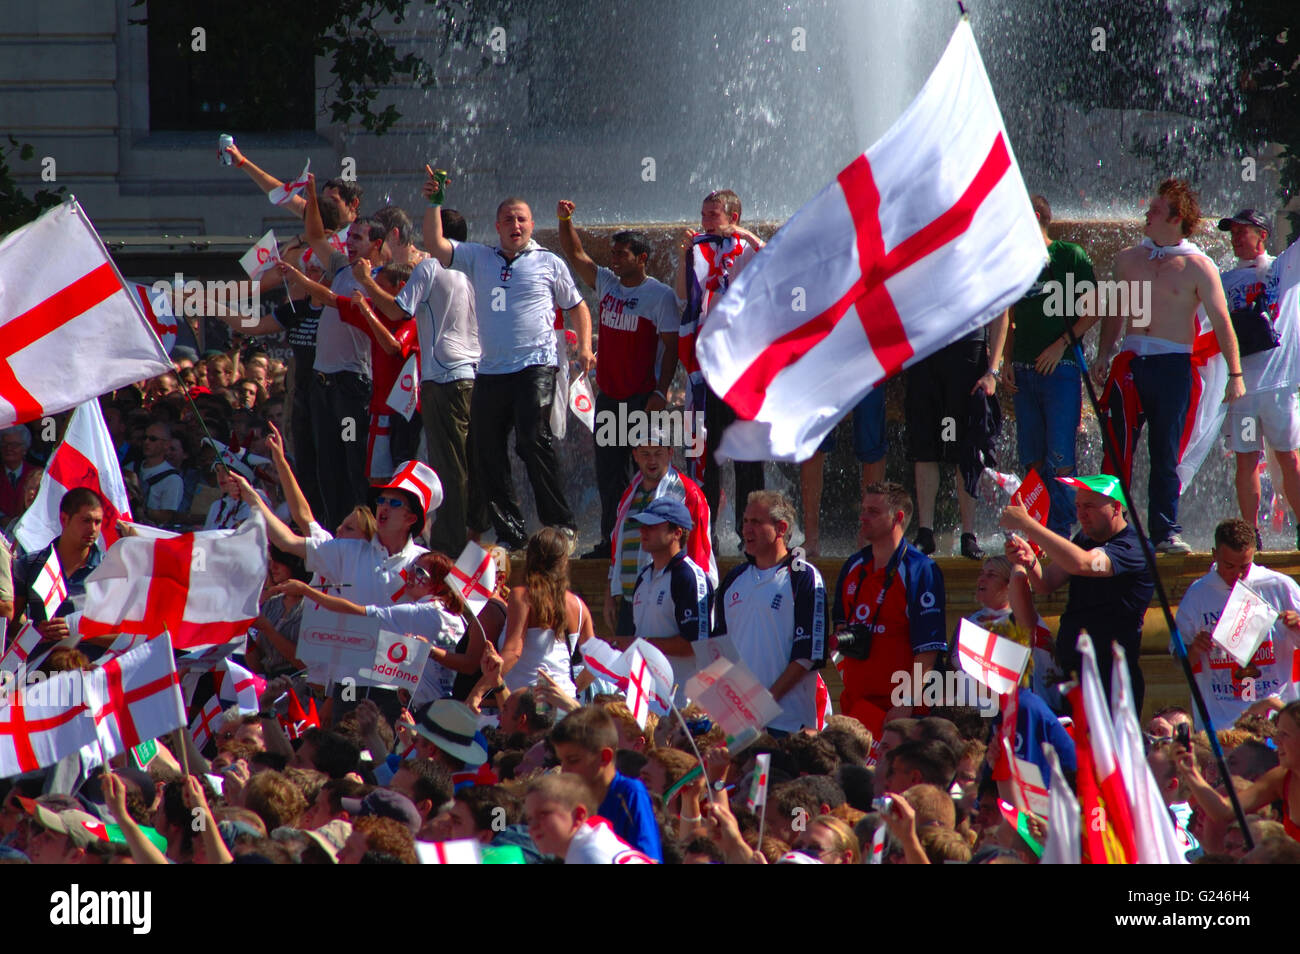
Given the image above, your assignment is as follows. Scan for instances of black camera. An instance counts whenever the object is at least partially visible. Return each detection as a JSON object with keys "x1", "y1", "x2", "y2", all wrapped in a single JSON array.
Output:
[{"x1": 834, "y1": 624, "x2": 875, "y2": 660}]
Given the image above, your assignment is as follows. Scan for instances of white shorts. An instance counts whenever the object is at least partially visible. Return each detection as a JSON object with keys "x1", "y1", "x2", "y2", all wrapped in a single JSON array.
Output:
[{"x1": 1228, "y1": 388, "x2": 1300, "y2": 453}]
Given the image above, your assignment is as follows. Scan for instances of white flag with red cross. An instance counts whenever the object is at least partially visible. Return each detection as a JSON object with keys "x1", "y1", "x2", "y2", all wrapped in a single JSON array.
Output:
[
  {"x1": 0, "y1": 622, "x2": 43, "y2": 675},
  {"x1": 625, "y1": 648, "x2": 652, "y2": 730},
  {"x1": 30, "y1": 549, "x2": 68, "y2": 621},
  {"x1": 83, "y1": 632, "x2": 186, "y2": 758},
  {"x1": 955, "y1": 618, "x2": 1029, "y2": 697},
  {"x1": 0, "y1": 201, "x2": 173, "y2": 428},
  {"x1": 79, "y1": 515, "x2": 268, "y2": 649},
  {"x1": 695, "y1": 20, "x2": 1045, "y2": 462},
  {"x1": 0, "y1": 667, "x2": 95, "y2": 777},
  {"x1": 416, "y1": 838, "x2": 482, "y2": 865},
  {"x1": 189, "y1": 693, "x2": 223, "y2": 752},
  {"x1": 268, "y1": 159, "x2": 311, "y2": 207},
  {"x1": 132, "y1": 282, "x2": 178, "y2": 353},
  {"x1": 449, "y1": 541, "x2": 498, "y2": 617},
  {"x1": 301, "y1": 224, "x2": 349, "y2": 269},
  {"x1": 746, "y1": 752, "x2": 772, "y2": 812},
  {"x1": 15, "y1": 400, "x2": 134, "y2": 554},
  {"x1": 221, "y1": 658, "x2": 265, "y2": 715},
  {"x1": 239, "y1": 229, "x2": 281, "y2": 280}
]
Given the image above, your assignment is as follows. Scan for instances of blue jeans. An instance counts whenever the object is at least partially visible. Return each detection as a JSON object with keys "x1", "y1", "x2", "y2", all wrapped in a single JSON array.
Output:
[
  {"x1": 1129, "y1": 353, "x2": 1192, "y2": 543},
  {"x1": 1011, "y1": 361, "x2": 1081, "y2": 535}
]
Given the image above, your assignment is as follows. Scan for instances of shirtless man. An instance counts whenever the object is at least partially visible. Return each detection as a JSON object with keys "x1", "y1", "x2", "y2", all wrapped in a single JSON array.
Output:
[{"x1": 1090, "y1": 179, "x2": 1245, "y2": 553}]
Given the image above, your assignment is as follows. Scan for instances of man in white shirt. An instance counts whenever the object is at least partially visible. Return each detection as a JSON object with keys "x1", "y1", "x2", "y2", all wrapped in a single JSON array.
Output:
[
  {"x1": 1218, "y1": 209, "x2": 1300, "y2": 549},
  {"x1": 714, "y1": 490, "x2": 828, "y2": 736},
  {"x1": 1173, "y1": 518, "x2": 1300, "y2": 730},
  {"x1": 367, "y1": 208, "x2": 479, "y2": 556},
  {"x1": 422, "y1": 172, "x2": 593, "y2": 552},
  {"x1": 133, "y1": 419, "x2": 183, "y2": 527}
]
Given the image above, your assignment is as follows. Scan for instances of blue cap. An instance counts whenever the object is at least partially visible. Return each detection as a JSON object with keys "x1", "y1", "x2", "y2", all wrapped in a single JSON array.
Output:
[{"x1": 630, "y1": 497, "x2": 693, "y2": 530}]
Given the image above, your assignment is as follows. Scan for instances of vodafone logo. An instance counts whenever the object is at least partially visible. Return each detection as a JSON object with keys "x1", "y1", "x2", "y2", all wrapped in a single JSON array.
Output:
[
  {"x1": 854, "y1": 603, "x2": 870, "y2": 621},
  {"x1": 387, "y1": 642, "x2": 408, "y2": 664},
  {"x1": 256, "y1": 247, "x2": 272, "y2": 264},
  {"x1": 400, "y1": 373, "x2": 415, "y2": 392},
  {"x1": 574, "y1": 393, "x2": 592, "y2": 413}
]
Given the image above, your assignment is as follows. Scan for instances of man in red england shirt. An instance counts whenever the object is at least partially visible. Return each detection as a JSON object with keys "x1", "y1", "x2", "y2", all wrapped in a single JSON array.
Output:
[{"x1": 832, "y1": 482, "x2": 947, "y2": 737}]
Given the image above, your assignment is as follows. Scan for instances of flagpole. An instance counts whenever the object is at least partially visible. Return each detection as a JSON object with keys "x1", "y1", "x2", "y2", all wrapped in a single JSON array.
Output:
[
  {"x1": 668, "y1": 687, "x2": 715, "y2": 808},
  {"x1": 1061, "y1": 324, "x2": 1253, "y2": 849}
]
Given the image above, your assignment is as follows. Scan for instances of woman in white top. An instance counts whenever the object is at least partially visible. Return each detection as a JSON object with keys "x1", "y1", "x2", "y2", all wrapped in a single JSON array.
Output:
[{"x1": 500, "y1": 527, "x2": 595, "y2": 696}]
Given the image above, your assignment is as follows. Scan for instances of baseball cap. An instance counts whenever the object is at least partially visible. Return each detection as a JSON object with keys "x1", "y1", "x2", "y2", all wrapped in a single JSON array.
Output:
[
  {"x1": 1217, "y1": 209, "x2": 1270, "y2": 233},
  {"x1": 19, "y1": 798, "x2": 107, "y2": 850},
  {"x1": 630, "y1": 497, "x2": 693, "y2": 530},
  {"x1": 1056, "y1": 474, "x2": 1127, "y2": 507},
  {"x1": 341, "y1": 789, "x2": 422, "y2": 836}
]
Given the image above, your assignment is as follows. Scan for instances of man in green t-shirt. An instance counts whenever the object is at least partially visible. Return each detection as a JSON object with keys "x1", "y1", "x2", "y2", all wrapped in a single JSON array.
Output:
[{"x1": 1002, "y1": 195, "x2": 1099, "y2": 536}]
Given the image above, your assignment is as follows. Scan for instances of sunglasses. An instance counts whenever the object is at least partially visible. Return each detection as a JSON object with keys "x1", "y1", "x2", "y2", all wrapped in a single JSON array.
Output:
[
  {"x1": 374, "y1": 495, "x2": 409, "y2": 510},
  {"x1": 409, "y1": 565, "x2": 433, "y2": 584}
]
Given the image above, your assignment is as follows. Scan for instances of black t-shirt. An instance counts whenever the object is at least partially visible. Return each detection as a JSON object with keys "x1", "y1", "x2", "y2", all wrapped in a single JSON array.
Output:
[
  {"x1": 275, "y1": 300, "x2": 322, "y2": 386},
  {"x1": 1057, "y1": 523, "x2": 1153, "y2": 667}
]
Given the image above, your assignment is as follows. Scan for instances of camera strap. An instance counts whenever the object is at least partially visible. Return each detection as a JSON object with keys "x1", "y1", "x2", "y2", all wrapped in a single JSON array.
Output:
[{"x1": 851, "y1": 538, "x2": 906, "y2": 638}]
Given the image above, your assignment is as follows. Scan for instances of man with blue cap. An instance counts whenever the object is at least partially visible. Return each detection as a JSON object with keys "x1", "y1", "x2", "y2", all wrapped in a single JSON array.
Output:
[
  {"x1": 606, "y1": 497, "x2": 712, "y2": 703},
  {"x1": 1000, "y1": 473, "x2": 1154, "y2": 709}
]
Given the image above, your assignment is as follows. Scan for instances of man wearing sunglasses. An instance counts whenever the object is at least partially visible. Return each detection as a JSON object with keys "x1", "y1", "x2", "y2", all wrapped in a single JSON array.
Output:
[{"x1": 236, "y1": 460, "x2": 442, "y2": 607}]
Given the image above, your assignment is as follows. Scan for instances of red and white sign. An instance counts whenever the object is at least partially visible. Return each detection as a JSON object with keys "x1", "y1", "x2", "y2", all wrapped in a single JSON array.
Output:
[
  {"x1": 386, "y1": 353, "x2": 420, "y2": 421},
  {"x1": 268, "y1": 159, "x2": 311, "y2": 207},
  {"x1": 239, "y1": 229, "x2": 281, "y2": 280},
  {"x1": 746, "y1": 751, "x2": 772, "y2": 812},
  {"x1": 695, "y1": 20, "x2": 1044, "y2": 462},
  {"x1": 79, "y1": 516, "x2": 268, "y2": 649},
  {"x1": 360, "y1": 630, "x2": 431, "y2": 692},
  {"x1": 296, "y1": 605, "x2": 380, "y2": 686},
  {"x1": 15, "y1": 399, "x2": 133, "y2": 554},
  {"x1": 569, "y1": 373, "x2": 596, "y2": 431},
  {"x1": 30, "y1": 550, "x2": 68, "y2": 621},
  {"x1": 956, "y1": 618, "x2": 1029, "y2": 696},
  {"x1": 0, "y1": 201, "x2": 172, "y2": 427},
  {"x1": 686, "y1": 657, "x2": 784, "y2": 737},
  {"x1": 1211, "y1": 578, "x2": 1279, "y2": 669},
  {"x1": 279, "y1": 690, "x2": 320, "y2": 741},
  {"x1": 132, "y1": 282, "x2": 178, "y2": 353},
  {"x1": 84, "y1": 633, "x2": 185, "y2": 758},
  {"x1": 449, "y1": 541, "x2": 497, "y2": 617}
]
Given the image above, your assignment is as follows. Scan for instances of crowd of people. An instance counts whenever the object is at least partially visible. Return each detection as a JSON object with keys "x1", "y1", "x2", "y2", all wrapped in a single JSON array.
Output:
[{"x1": 0, "y1": 161, "x2": 1299, "y2": 863}]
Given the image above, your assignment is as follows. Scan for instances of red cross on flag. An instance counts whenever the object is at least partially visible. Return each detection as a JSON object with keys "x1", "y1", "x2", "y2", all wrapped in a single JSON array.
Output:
[
  {"x1": 626, "y1": 648, "x2": 652, "y2": 730},
  {"x1": 268, "y1": 159, "x2": 311, "y2": 207},
  {"x1": 239, "y1": 229, "x2": 281, "y2": 280},
  {"x1": 449, "y1": 541, "x2": 498, "y2": 617},
  {"x1": 83, "y1": 632, "x2": 185, "y2": 758},
  {"x1": 221, "y1": 658, "x2": 266, "y2": 715},
  {"x1": 695, "y1": 19, "x2": 1046, "y2": 462},
  {"x1": 746, "y1": 752, "x2": 772, "y2": 812},
  {"x1": 132, "y1": 282, "x2": 177, "y2": 353},
  {"x1": 0, "y1": 622, "x2": 43, "y2": 675},
  {"x1": 31, "y1": 549, "x2": 68, "y2": 621},
  {"x1": 955, "y1": 618, "x2": 1029, "y2": 696},
  {"x1": 79, "y1": 515, "x2": 268, "y2": 649},
  {"x1": 0, "y1": 201, "x2": 173, "y2": 428},
  {"x1": 416, "y1": 838, "x2": 483, "y2": 865},
  {"x1": 15, "y1": 400, "x2": 133, "y2": 554},
  {"x1": 189, "y1": 693, "x2": 223, "y2": 752},
  {"x1": 0, "y1": 667, "x2": 93, "y2": 777}
]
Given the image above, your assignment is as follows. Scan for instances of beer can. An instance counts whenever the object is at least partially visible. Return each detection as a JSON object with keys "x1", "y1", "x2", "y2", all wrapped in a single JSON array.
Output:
[{"x1": 218, "y1": 133, "x2": 235, "y2": 165}]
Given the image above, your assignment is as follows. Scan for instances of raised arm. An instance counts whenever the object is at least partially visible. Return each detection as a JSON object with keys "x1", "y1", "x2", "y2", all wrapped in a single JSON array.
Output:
[
  {"x1": 302, "y1": 174, "x2": 335, "y2": 270},
  {"x1": 555, "y1": 200, "x2": 598, "y2": 289},
  {"x1": 420, "y1": 165, "x2": 454, "y2": 267},
  {"x1": 262, "y1": 421, "x2": 315, "y2": 532},
  {"x1": 223, "y1": 143, "x2": 308, "y2": 219},
  {"x1": 272, "y1": 579, "x2": 366, "y2": 616},
  {"x1": 231, "y1": 472, "x2": 306, "y2": 557}
]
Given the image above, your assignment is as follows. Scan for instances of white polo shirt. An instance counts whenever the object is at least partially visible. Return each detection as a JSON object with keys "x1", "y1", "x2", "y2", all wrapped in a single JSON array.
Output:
[
  {"x1": 394, "y1": 258, "x2": 479, "y2": 384},
  {"x1": 631, "y1": 550, "x2": 712, "y2": 703},
  {"x1": 304, "y1": 534, "x2": 428, "y2": 607},
  {"x1": 449, "y1": 238, "x2": 582, "y2": 375}
]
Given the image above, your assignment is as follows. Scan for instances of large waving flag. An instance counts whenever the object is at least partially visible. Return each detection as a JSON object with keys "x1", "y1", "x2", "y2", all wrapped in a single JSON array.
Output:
[
  {"x1": 79, "y1": 515, "x2": 268, "y2": 649},
  {"x1": 0, "y1": 668, "x2": 95, "y2": 777},
  {"x1": 14, "y1": 400, "x2": 133, "y2": 553},
  {"x1": 1068, "y1": 634, "x2": 1138, "y2": 864},
  {"x1": 1111, "y1": 644, "x2": 1187, "y2": 864},
  {"x1": 83, "y1": 633, "x2": 186, "y2": 759},
  {"x1": 696, "y1": 19, "x2": 1045, "y2": 462},
  {"x1": 0, "y1": 201, "x2": 172, "y2": 427}
]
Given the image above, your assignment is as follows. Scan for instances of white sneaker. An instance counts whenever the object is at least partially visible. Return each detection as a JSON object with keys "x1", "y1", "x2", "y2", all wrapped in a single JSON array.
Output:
[{"x1": 1156, "y1": 534, "x2": 1191, "y2": 555}]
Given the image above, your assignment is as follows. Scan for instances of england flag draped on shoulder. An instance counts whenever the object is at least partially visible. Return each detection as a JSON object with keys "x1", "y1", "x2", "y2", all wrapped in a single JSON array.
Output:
[
  {"x1": 0, "y1": 200, "x2": 172, "y2": 427},
  {"x1": 696, "y1": 19, "x2": 1046, "y2": 462}
]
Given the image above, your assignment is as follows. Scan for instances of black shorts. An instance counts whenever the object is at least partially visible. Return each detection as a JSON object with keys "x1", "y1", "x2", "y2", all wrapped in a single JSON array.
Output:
[{"x1": 905, "y1": 337, "x2": 987, "y2": 463}]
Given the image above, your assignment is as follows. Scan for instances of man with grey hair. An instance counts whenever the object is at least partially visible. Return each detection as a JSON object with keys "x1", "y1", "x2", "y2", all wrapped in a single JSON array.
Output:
[
  {"x1": 0, "y1": 425, "x2": 38, "y2": 522},
  {"x1": 713, "y1": 490, "x2": 828, "y2": 737}
]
